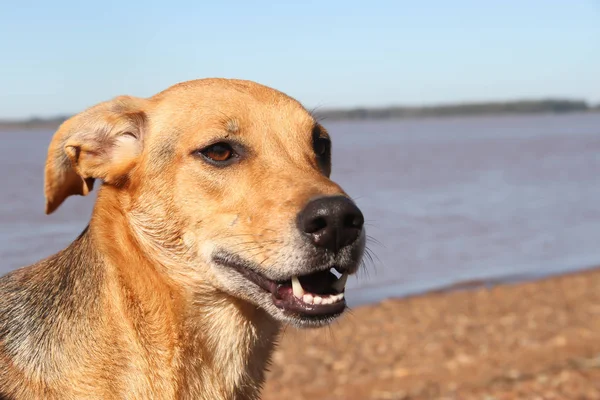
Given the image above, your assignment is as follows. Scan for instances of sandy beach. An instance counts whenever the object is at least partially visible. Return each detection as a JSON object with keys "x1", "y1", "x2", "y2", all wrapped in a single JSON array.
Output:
[{"x1": 263, "y1": 268, "x2": 600, "y2": 399}]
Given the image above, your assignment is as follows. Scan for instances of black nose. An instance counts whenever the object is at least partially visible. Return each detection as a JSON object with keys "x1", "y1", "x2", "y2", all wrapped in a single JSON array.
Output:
[{"x1": 297, "y1": 196, "x2": 364, "y2": 252}]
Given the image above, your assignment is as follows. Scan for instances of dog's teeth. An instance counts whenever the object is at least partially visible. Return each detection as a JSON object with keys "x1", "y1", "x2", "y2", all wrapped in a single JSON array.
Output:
[
  {"x1": 331, "y1": 272, "x2": 349, "y2": 293},
  {"x1": 291, "y1": 276, "x2": 304, "y2": 299},
  {"x1": 295, "y1": 290, "x2": 345, "y2": 306},
  {"x1": 303, "y1": 294, "x2": 314, "y2": 304}
]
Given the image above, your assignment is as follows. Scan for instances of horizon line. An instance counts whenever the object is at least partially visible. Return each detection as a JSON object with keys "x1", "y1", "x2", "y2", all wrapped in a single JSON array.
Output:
[{"x1": 1, "y1": 96, "x2": 599, "y2": 123}]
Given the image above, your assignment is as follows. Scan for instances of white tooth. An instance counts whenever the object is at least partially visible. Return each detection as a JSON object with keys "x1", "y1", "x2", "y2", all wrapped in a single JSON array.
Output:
[
  {"x1": 323, "y1": 297, "x2": 333, "y2": 305},
  {"x1": 303, "y1": 294, "x2": 314, "y2": 304},
  {"x1": 313, "y1": 296, "x2": 323, "y2": 305},
  {"x1": 291, "y1": 276, "x2": 304, "y2": 299},
  {"x1": 332, "y1": 272, "x2": 349, "y2": 293}
]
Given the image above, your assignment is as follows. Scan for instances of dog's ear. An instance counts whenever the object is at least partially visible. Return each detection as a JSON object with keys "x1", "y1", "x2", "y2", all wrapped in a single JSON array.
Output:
[{"x1": 44, "y1": 96, "x2": 148, "y2": 214}]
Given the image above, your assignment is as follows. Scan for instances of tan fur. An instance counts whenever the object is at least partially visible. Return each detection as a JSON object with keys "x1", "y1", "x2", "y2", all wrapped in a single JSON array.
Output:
[{"x1": 0, "y1": 79, "x2": 361, "y2": 399}]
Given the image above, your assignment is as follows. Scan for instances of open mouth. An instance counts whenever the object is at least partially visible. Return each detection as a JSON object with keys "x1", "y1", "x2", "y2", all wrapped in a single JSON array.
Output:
[{"x1": 214, "y1": 254, "x2": 349, "y2": 319}]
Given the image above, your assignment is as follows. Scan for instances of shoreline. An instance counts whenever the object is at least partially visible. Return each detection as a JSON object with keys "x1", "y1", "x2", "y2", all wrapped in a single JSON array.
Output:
[
  {"x1": 264, "y1": 267, "x2": 600, "y2": 399},
  {"x1": 348, "y1": 263, "x2": 600, "y2": 307},
  {"x1": 1, "y1": 109, "x2": 599, "y2": 133}
]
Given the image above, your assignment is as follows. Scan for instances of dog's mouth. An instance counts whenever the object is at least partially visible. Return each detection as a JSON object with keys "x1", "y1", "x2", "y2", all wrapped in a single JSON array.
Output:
[{"x1": 213, "y1": 254, "x2": 348, "y2": 320}]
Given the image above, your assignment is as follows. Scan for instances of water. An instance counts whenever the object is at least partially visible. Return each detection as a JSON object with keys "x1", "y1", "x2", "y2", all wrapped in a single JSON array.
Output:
[{"x1": 2, "y1": 113, "x2": 600, "y2": 305}]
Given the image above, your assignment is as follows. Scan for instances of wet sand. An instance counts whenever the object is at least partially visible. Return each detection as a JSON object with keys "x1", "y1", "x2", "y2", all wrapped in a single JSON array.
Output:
[{"x1": 263, "y1": 268, "x2": 600, "y2": 399}]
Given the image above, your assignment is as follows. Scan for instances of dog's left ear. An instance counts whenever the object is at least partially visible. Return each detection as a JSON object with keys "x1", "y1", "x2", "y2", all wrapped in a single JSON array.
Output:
[{"x1": 44, "y1": 96, "x2": 148, "y2": 214}]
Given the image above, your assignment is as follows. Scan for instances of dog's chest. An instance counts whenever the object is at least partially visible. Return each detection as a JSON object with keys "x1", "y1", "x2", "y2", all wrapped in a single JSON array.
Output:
[{"x1": 173, "y1": 309, "x2": 277, "y2": 400}]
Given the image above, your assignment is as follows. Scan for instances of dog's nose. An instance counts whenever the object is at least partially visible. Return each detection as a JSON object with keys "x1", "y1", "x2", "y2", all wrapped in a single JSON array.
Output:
[{"x1": 297, "y1": 196, "x2": 364, "y2": 253}]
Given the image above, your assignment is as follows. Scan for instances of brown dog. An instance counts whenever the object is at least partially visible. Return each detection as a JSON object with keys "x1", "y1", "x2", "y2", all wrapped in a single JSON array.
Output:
[{"x1": 0, "y1": 79, "x2": 365, "y2": 400}]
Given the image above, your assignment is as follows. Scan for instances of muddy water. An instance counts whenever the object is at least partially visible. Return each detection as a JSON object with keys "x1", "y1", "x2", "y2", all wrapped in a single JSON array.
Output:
[{"x1": 2, "y1": 113, "x2": 600, "y2": 305}]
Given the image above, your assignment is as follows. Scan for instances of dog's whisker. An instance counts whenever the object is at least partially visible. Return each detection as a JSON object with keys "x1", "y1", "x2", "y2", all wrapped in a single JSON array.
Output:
[
  {"x1": 364, "y1": 246, "x2": 381, "y2": 266},
  {"x1": 366, "y1": 235, "x2": 384, "y2": 247}
]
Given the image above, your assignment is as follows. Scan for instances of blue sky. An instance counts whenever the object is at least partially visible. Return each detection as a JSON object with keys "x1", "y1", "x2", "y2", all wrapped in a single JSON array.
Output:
[{"x1": 1, "y1": 0, "x2": 599, "y2": 119}]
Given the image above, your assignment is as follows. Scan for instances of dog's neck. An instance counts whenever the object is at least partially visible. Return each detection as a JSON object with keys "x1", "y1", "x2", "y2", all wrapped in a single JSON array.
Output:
[
  {"x1": 178, "y1": 293, "x2": 280, "y2": 399},
  {"x1": 86, "y1": 189, "x2": 281, "y2": 399}
]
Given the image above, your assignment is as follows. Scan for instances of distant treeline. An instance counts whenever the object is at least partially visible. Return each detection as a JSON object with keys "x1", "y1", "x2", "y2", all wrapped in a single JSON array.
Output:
[
  {"x1": 0, "y1": 116, "x2": 68, "y2": 131},
  {"x1": 1, "y1": 100, "x2": 599, "y2": 131},
  {"x1": 315, "y1": 99, "x2": 599, "y2": 120}
]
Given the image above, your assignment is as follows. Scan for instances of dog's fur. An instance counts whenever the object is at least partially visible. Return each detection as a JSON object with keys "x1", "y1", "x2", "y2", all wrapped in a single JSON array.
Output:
[{"x1": 0, "y1": 79, "x2": 364, "y2": 399}]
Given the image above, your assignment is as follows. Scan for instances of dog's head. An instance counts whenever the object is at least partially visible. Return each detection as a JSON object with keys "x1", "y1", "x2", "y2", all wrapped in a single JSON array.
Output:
[{"x1": 44, "y1": 79, "x2": 365, "y2": 327}]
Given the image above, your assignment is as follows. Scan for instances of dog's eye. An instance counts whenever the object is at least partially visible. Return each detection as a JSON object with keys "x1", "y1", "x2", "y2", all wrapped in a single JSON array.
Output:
[
  {"x1": 198, "y1": 142, "x2": 236, "y2": 164},
  {"x1": 314, "y1": 137, "x2": 331, "y2": 158}
]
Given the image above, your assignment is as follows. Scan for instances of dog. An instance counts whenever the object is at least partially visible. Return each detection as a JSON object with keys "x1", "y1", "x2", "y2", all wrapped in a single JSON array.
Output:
[{"x1": 0, "y1": 78, "x2": 365, "y2": 400}]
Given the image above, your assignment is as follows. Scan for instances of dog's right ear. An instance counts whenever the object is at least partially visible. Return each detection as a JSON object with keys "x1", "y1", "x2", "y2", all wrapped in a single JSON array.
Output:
[{"x1": 44, "y1": 96, "x2": 148, "y2": 214}]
